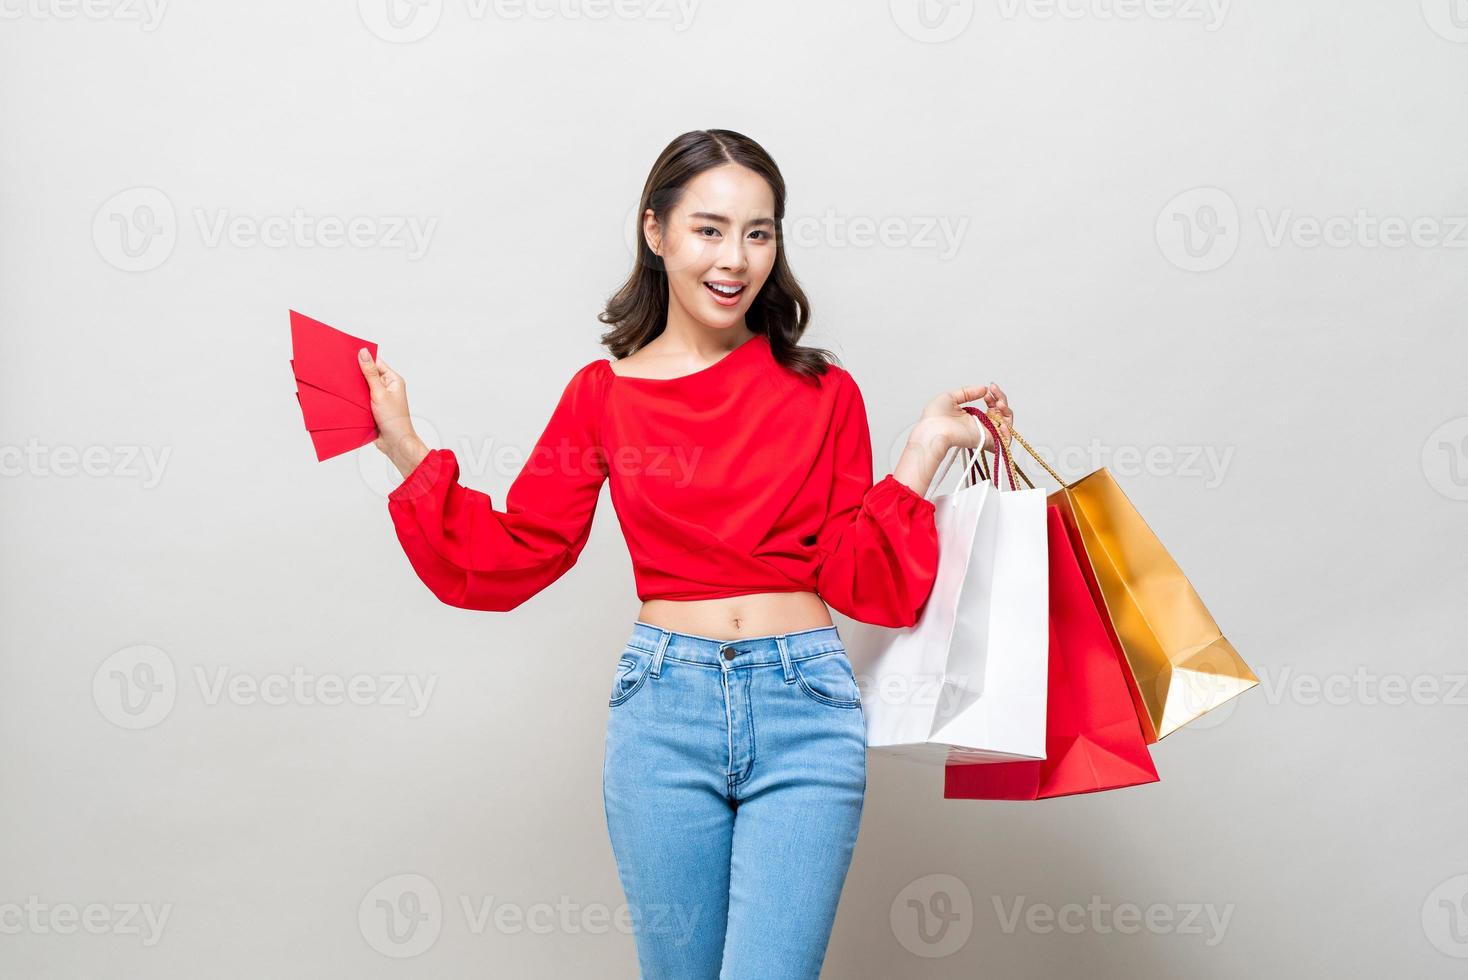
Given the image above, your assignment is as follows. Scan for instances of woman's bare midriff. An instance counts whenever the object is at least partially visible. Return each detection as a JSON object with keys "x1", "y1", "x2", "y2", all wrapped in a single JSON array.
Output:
[{"x1": 637, "y1": 591, "x2": 834, "y2": 642}]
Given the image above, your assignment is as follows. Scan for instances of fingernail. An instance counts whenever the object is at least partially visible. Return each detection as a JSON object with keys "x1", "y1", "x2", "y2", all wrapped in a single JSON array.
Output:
[{"x1": 358, "y1": 348, "x2": 370, "y2": 360}]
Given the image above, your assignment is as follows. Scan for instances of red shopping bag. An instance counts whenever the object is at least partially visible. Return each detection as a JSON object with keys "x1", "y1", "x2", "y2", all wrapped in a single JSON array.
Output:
[{"x1": 943, "y1": 504, "x2": 1160, "y2": 800}]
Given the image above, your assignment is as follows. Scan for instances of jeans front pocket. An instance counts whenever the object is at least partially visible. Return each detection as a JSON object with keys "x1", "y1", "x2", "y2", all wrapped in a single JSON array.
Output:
[
  {"x1": 792, "y1": 650, "x2": 862, "y2": 709},
  {"x1": 608, "y1": 646, "x2": 655, "y2": 708}
]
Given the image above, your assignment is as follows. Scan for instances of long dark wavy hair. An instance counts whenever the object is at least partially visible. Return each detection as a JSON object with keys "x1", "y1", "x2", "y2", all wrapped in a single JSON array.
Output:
[{"x1": 598, "y1": 129, "x2": 837, "y2": 380}]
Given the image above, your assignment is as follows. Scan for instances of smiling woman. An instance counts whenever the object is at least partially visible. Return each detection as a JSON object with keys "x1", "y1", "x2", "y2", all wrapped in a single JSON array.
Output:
[{"x1": 361, "y1": 128, "x2": 1014, "y2": 980}]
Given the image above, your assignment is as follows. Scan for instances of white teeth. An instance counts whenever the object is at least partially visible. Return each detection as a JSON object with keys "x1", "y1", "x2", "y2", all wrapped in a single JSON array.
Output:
[{"x1": 706, "y1": 282, "x2": 743, "y2": 296}]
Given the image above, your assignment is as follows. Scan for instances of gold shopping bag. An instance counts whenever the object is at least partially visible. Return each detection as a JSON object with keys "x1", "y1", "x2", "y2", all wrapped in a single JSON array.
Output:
[{"x1": 989, "y1": 412, "x2": 1258, "y2": 742}]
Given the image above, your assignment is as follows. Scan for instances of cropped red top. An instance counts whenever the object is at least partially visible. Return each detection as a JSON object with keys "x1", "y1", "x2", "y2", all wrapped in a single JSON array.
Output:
[{"x1": 386, "y1": 332, "x2": 941, "y2": 627}]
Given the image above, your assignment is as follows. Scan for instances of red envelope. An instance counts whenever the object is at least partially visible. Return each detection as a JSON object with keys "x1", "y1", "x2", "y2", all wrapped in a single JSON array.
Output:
[
  {"x1": 289, "y1": 309, "x2": 380, "y2": 462},
  {"x1": 295, "y1": 375, "x2": 374, "y2": 429},
  {"x1": 290, "y1": 310, "x2": 377, "y2": 411},
  {"x1": 308, "y1": 426, "x2": 378, "y2": 463}
]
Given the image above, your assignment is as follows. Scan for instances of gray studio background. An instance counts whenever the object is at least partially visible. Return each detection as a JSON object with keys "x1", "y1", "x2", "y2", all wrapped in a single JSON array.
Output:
[{"x1": 2, "y1": 2, "x2": 1464, "y2": 977}]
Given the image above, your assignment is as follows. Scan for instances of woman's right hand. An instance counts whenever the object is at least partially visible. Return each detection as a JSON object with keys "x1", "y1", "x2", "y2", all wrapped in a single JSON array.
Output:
[{"x1": 357, "y1": 347, "x2": 430, "y2": 478}]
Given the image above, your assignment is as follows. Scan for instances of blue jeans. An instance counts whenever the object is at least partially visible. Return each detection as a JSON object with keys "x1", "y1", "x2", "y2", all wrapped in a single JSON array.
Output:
[{"x1": 602, "y1": 621, "x2": 868, "y2": 979}]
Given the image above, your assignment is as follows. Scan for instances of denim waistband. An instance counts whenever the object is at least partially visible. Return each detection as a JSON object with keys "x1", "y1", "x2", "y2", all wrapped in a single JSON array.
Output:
[{"x1": 626, "y1": 620, "x2": 846, "y2": 668}]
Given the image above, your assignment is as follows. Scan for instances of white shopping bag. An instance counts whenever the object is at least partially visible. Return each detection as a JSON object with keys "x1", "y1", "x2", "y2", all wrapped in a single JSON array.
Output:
[{"x1": 844, "y1": 437, "x2": 1049, "y2": 767}]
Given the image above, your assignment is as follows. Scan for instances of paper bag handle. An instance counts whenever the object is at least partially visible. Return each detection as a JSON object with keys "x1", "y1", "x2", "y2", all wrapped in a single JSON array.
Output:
[
  {"x1": 930, "y1": 407, "x2": 1063, "y2": 495},
  {"x1": 964, "y1": 408, "x2": 1024, "y2": 490},
  {"x1": 930, "y1": 442, "x2": 987, "y2": 497},
  {"x1": 931, "y1": 409, "x2": 1023, "y2": 495},
  {"x1": 971, "y1": 407, "x2": 1076, "y2": 491}
]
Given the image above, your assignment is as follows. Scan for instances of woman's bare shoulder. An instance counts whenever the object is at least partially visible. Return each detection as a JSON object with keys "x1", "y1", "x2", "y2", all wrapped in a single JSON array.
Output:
[{"x1": 606, "y1": 347, "x2": 649, "y2": 379}]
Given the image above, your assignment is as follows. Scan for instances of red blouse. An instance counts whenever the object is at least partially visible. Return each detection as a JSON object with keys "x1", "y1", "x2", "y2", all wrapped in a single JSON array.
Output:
[{"x1": 386, "y1": 332, "x2": 941, "y2": 627}]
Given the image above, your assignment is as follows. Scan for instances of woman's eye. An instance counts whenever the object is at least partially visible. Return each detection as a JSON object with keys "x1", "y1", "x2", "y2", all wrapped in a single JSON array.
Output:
[{"x1": 694, "y1": 227, "x2": 771, "y2": 241}]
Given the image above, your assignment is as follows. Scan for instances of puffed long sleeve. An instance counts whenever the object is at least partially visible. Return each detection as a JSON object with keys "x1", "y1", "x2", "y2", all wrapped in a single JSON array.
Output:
[
  {"x1": 386, "y1": 361, "x2": 609, "y2": 612},
  {"x1": 814, "y1": 372, "x2": 940, "y2": 628}
]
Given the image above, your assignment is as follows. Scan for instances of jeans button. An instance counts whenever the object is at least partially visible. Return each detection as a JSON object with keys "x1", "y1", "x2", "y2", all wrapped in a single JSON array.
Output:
[{"x1": 723, "y1": 646, "x2": 737, "y2": 661}]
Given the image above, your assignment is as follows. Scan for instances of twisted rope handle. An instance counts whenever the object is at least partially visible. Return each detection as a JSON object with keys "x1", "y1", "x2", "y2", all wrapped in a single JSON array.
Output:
[
  {"x1": 978, "y1": 407, "x2": 1072, "y2": 491},
  {"x1": 964, "y1": 407, "x2": 1023, "y2": 490},
  {"x1": 942, "y1": 405, "x2": 1073, "y2": 494}
]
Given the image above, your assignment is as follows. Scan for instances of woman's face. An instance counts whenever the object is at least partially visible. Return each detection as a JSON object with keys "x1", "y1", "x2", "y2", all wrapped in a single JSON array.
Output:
[{"x1": 644, "y1": 163, "x2": 777, "y2": 333}]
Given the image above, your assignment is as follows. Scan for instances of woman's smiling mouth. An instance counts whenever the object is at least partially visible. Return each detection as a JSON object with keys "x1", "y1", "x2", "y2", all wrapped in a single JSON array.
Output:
[{"x1": 704, "y1": 280, "x2": 746, "y2": 306}]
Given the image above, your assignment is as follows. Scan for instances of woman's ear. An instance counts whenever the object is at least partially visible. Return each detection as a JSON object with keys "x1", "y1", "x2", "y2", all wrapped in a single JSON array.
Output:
[{"x1": 642, "y1": 208, "x2": 661, "y2": 256}]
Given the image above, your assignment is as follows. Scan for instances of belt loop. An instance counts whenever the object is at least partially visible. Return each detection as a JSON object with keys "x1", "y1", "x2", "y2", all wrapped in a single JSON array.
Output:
[
  {"x1": 649, "y1": 628, "x2": 673, "y2": 678},
  {"x1": 775, "y1": 634, "x2": 795, "y2": 684}
]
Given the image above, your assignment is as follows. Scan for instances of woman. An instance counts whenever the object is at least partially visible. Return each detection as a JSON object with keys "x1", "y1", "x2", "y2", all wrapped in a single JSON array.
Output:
[{"x1": 357, "y1": 130, "x2": 1012, "y2": 979}]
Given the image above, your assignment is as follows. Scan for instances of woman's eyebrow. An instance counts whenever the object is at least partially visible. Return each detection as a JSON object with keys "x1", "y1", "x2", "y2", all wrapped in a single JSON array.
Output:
[{"x1": 687, "y1": 211, "x2": 776, "y2": 228}]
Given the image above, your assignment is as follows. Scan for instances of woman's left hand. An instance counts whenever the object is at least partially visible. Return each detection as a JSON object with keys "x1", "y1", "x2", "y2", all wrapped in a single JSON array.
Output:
[{"x1": 919, "y1": 382, "x2": 1014, "y2": 454}]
